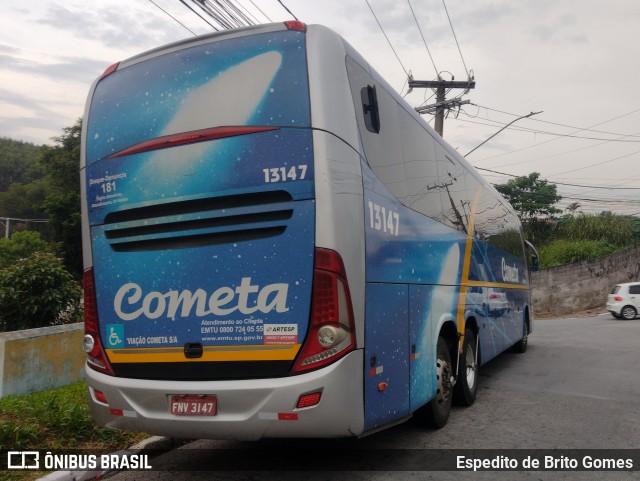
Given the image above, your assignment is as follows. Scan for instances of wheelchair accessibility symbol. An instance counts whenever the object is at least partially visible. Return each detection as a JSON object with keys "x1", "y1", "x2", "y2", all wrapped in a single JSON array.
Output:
[{"x1": 106, "y1": 324, "x2": 124, "y2": 348}]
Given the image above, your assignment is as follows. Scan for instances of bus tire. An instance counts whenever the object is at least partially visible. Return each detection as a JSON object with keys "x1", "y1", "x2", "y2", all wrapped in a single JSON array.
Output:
[
  {"x1": 513, "y1": 318, "x2": 529, "y2": 353},
  {"x1": 422, "y1": 336, "x2": 453, "y2": 429},
  {"x1": 453, "y1": 329, "x2": 478, "y2": 406}
]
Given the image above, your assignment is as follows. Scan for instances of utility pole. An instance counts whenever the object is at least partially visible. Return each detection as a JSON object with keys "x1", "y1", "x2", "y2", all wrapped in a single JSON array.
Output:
[{"x1": 409, "y1": 79, "x2": 475, "y2": 137}]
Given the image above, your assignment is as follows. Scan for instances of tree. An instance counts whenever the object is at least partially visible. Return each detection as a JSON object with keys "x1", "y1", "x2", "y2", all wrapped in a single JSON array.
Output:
[
  {"x1": 565, "y1": 202, "x2": 581, "y2": 215},
  {"x1": 0, "y1": 137, "x2": 45, "y2": 192},
  {"x1": 39, "y1": 119, "x2": 83, "y2": 278},
  {"x1": 0, "y1": 178, "x2": 48, "y2": 220},
  {"x1": 0, "y1": 252, "x2": 82, "y2": 331},
  {"x1": 494, "y1": 172, "x2": 562, "y2": 220},
  {"x1": 0, "y1": 231, "x2": 52, "y2": 269}
]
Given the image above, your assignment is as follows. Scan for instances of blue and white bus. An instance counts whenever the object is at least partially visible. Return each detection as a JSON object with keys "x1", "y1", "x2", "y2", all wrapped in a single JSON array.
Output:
[{"x1": 80, "y1": 21, "x2": 538, "y2": 439}]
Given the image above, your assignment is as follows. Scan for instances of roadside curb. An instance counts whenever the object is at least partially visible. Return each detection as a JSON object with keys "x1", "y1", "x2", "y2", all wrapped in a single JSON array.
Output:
[{"x1": 37, "y1": 436, "x2": 174, "y2": 481}]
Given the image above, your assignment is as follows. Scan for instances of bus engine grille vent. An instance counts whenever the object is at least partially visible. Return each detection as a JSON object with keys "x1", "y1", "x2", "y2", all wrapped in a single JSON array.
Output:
[{"x1": 102, "y1": 191, "x2": 294, "y2": 251}]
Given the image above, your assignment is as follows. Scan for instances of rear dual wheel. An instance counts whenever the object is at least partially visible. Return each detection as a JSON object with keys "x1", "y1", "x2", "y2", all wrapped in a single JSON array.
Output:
[
  {"x1": 453, "y1": 329, "x2": 478, "y2": 406},
  {"x1": 421, "y1": 337, "x2": 454, "y2": 428}
]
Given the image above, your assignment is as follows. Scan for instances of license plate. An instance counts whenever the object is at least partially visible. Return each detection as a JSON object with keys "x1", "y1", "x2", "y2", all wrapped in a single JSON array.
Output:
[{"x1": 170, "y1": 395, "x2": 217, "y2": 416}]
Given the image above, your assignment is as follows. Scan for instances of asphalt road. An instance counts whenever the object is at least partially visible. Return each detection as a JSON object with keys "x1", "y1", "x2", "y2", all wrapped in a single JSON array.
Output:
[{"x1": 106, "y1": 313, "x2": 640, "y2": 481}]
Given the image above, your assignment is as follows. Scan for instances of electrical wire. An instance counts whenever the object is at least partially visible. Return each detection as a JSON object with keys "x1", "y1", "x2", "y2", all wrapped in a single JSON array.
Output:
[
  {"x1": 365, "y1": 0, "x2": 410, "y2": 77},
  {"x1": 549, "y1": 148, "x2": 640, "y2": 177},
  {"x1": 276, "y1": 0, "x2": 299, "y2": 20},
  {"x1": 178, "y1": 0, "x2": 219, "y2": 30},
  {"x1": 476, "y1": 105, "x2": 640, "y2": 138},
  {"x1": 476, "y1": 167, "x2": 640, "y2": 190},
  {"x1": 467, "y1": 106, "x2": 640, "y2": 163},
  {"x1": 442, "y1": 0, "x2": 470, "y2": 79},
  {"x1": 247, "y1": 0, "x2": 273, "y2": 22},
  {"x1": 407, "y1": 0, "x2": 438, "y2": 77},
  {"x1": 455, "y1": 116, "x2": 640, "y2": 143},
  {"x1": 147, "y1": 0, "x2": 197, "y2": 35}
]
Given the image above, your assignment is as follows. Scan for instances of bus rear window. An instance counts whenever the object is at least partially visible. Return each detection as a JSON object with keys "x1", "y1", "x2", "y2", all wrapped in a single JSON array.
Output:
[{"x1": 86, "y1": 30, "x2": 310, "y2": 164}]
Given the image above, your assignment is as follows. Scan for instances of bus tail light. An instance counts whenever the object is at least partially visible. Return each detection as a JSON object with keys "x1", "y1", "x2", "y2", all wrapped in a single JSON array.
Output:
[
  {"x1": 100, "y1": 62, "x2": 119, "y2": 80},
  {"x1": 285, "y1": 21, "x2": 306, "y2": 32},
  {"x1": 83, "y1": 268, "x2": 115, "y2": 376},
  {"x1": 291, "y1": 248, "x2": 356, "y2": 373}
]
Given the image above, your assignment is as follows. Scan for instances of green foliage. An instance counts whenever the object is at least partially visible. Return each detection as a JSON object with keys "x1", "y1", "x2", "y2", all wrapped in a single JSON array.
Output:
[
  {"x1": 523, "y1": 217, "x2": 555, "y2": 245},
  {"x1": 556, "y1": 213, "x2": 635, "y2": 247},
  {"x1": 0, "y1": 178, "x2": 48, "y2": 220},
  {"x1": 0, "y1": 252, "x2": 82, "y2": 331},
  {"x1": 0, "y1": 122, "x2": 83, "y2": 277},
  {"x1": 39, "y1": 119, "x2": 83, "y2": 277},
  {"x1": 539, "y1": 239, "x2": 619, "y2": 268},
  {"x1": 0, "y1": 137, "x2": 45, "y2": 192},
  {"x1": 495, "y1": 172, "x2": 562, "y2": 220},
  {"x1": 0, "y1": 231, "x2": 52, "y2": 269},
  {"x1": 630, "y1": 217, "x2": 640, "y2": 241},
  {"x1": 0, "y1": 381, "x2": 147, "y2": 451}
]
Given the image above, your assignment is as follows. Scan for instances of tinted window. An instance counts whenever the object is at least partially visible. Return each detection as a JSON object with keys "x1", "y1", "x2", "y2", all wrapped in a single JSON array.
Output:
[
  {"x1": 629, "y1": 285, "x2": 640, "y2": 295},
  {"x1": 87, "y1": 30, "x2": 310, "y2": 164},
  {"x1": 610, "y1": 286, "x2": 621, "y2": 294}
]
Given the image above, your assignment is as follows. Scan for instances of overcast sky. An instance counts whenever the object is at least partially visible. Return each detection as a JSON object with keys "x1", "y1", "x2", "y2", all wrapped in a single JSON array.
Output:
[{"x1": 2, "y1": 0, "x2": 640, "y2": 214}]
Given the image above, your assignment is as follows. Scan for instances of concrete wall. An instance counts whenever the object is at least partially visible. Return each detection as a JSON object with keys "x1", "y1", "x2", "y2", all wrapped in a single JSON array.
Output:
[
  {"x1": 532, "y1": 245, "x2": 640, "y2": 316},
  {"x1": 0, "y1": 323, "x2": 84, "y2": 398}
]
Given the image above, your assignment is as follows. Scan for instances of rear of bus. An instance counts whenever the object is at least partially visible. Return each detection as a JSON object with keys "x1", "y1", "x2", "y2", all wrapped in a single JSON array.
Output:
[{"x1": 80, "y1": 22, "x2": 365, "y2": 439}]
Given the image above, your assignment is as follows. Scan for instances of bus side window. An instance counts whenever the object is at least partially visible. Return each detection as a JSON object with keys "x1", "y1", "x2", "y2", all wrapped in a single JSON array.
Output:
[{"x1": 361, "y1": 85, "x2": 380, "y2": 134}]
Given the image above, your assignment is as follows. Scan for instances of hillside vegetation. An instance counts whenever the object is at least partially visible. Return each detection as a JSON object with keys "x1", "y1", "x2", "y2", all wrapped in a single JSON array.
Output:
[{"x1": 529, "y1": 214, "x2": 640, "y2": 268}]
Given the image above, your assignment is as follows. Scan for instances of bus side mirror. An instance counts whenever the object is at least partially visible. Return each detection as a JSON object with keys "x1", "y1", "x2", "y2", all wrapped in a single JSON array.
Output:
[
  {"x1": 361, "y1": 85, "x2": 380, "y2": 134},
  {"x1": 531, "y1": 256, "x2": 539, "y2": 272}
]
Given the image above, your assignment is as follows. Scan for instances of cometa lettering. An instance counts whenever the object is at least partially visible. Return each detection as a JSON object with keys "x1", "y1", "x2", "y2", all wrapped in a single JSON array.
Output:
[
  {"x1": 501, "y1": 258, "x2": 520, "y2": 283},
  {"x1": 114, "y1": 277, "x2": 289, "y2": 321}
]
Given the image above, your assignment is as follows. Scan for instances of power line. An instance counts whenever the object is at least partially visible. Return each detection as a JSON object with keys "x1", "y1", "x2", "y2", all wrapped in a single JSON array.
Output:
[
  {"x1": 475, "y1": 105, "x2": 640, "y2": 138},
  {"x1": 276, "y1": 0, "x2": 299, "y2": 21},
  {"x1": 407, "y1": 0, "x2": 438, "y2": 77},
  {"x1": 365, "y1": 0, "x2": 410, "y2": 77},
  {"x1": 247, "y1": 0, "x2": 273, "y2": 22},
  {"x1": 178, "y1": 0, "x2": 219, "y2": 30},
  {"x1": 147, "y1": 0, "x2": 197, "y2": 35},
  {"x1": 456, "y1": 116, "x2": 640, "y2": 143},
  {"x1": 192, "y1": 0, "x2": 252, "y2": 29},
  {"x1": 476, "y1": 167, "x2": 640, "y2": 190},
  {"x1": 549, "y1": 148, "x2": 640, "y2": 177},
  {"x1": 441, "y1": 0, "x2": 469, "y2": 79},
  {"x1": 467, "y1": 106, "x2": 640, "y2": 163}
]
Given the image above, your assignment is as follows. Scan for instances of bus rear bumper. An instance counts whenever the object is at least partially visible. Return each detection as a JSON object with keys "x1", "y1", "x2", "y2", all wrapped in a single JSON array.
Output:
[{"x1": 85, "y1": 350, "x2": 364, "y2": 440}]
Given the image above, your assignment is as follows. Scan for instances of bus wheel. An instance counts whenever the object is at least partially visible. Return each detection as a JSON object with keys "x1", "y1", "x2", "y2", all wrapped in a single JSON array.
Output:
[
  {"x1": 423, "y1": 337, "x2": 453, "y2": 428},
  {"x1": 513, "y1": 318, "x2": 529, "y2": 353},
  {"x1": 453, "y1": 329, "x2": 478, "y2": 406}
]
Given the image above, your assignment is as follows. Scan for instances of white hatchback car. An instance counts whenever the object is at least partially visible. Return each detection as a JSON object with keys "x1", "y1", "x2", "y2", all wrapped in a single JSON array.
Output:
[{"x1": 607, "y1": 282, "x2": 640, "y2": 320}]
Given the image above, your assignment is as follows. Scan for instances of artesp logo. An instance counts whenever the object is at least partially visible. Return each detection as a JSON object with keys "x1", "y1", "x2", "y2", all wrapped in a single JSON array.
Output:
[{"x1": 7, "y1": 451, "x2": 39, "y2": 470}]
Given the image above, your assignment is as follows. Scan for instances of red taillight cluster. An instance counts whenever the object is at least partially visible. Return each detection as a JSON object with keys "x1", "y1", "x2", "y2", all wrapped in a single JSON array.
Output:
[
  {"x1": 614, "y1": 296, "x2": 624, "y2": 301},
  {"x1": 100, "y1": 62, "x2": 119, "y2": 80},
  {"x1": 291, "y1": 248, "x2": 356, "y2": 373},
  {"x1": 83, "y1": 268, "x2": 114, "y2": 376},
  {"x1": 285, "y1": 20, "x2": 306, "y2": 32}
]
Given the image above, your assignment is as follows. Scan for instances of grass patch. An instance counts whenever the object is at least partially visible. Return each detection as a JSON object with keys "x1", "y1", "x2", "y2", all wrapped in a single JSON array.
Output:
[
  {"x1": 0, "y1": 381, "x2": 146, "y2": 451},
  {"x1": 539, "y1": 239, "x2": 620, "y2": 268},
  {"x1": 0, "y1": 381, "x2": 148, "y2": 480}
]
